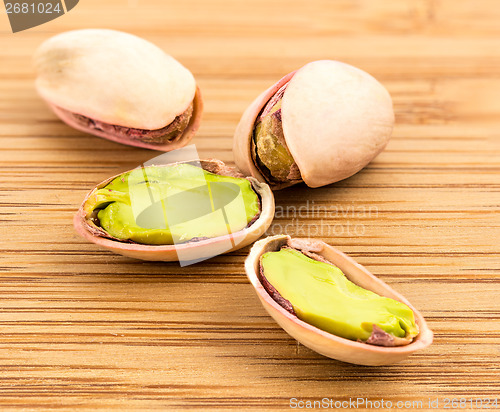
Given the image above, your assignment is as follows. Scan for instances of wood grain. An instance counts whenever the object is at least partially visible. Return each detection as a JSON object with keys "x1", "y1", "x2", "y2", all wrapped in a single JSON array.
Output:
[{"x1": 1, "y1": 0, "x2": 499, "y2": 409}]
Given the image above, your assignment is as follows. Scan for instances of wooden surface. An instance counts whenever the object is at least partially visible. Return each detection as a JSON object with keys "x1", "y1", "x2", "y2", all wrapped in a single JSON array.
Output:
[{"x1": 1, "y1": 0, "x2": 499, "y2": 410}]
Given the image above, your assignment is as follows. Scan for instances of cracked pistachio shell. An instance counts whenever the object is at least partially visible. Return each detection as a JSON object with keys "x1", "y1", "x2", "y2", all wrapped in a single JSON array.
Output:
[
  {"x1": 34, "y1": 29, "x2": 202, "y2": 151},
  {"x1": 245, "y1": 235, "x2": 433, "y2": 365},
  {"x1": 233, "y1": 60, "x2": 394, "y2": 189},
  {"x1": 74, "y1": 160, "x2": 274, "y2": 262}
]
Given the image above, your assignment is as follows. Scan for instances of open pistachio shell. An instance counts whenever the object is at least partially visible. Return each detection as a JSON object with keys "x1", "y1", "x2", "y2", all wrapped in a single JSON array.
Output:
[
  {"x1": 233, "y1": 60, "x2": 394, "y2": 189},
  {"x1": 245, "y1": 235, "x2": 433, "y2": 365},
  {"x1": 35, "y1": 29, "x2": 202, "y2": 151},
  {"x1": 74, "y1": 160, "x2": 274, "y2": 262}
]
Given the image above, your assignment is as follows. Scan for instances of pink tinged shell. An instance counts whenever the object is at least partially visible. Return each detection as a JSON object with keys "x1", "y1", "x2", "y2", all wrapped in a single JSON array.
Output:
[
  {"x1": 74, "y1": 160, "x2": 275, "y2": 262},
  {"x1": 49, "y1": 87, "x2": 203, "y2": 151},
  {"x1": 245, "y1": 235, "x2": 433, "y2": 366},
  {"x1": 233, "y1": 60, "x2": 395, "y2": 188}
]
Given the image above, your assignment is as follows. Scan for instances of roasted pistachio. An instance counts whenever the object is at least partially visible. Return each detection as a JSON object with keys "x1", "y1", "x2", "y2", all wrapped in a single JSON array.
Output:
[
  {"x1": 253, "y1": 85, "x2": 300, "y2": 182},
  {"x1": 245, "y1": 235, "x2": 433, "y2": 365},
  {"x1": 84, "y1": 163, "x2": 260, "y2": 245},
  {"x1": 74, "y1": 160, "x2": 275, "y2": 262},
  {"x1": 234, "y1": 60, "x2": 394, "y2": 189},
  {"x1": 34, "y1": 29, "x2": 202, "y2": 151},
  {"x1": 260, "y1": 247, "x2": 419, "y2": 346}
]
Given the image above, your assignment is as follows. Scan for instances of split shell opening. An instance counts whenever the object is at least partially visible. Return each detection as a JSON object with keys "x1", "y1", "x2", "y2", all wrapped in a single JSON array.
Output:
[
  {"x1": 245, "y1": 235, "x2": 433, "y2": 366},
  {"x1": 74, "y1": 160, "x2": 275, "y2": 262}
]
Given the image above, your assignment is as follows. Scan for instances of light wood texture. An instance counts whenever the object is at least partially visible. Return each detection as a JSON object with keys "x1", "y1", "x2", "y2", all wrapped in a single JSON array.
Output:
[{"x1": 1, "y1": 0, "x2": 499, "y2": 409}]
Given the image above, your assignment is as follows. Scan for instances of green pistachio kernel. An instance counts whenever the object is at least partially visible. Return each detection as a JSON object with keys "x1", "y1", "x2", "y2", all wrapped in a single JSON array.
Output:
[
  {"x1": 254, "y1": 100, "x2": 299, "y2": 182},
  {"x1": 260, "y1": 248, "x2": 419, "y2": 343},
  {"x1": 84, "y1": 163, "x2": 260, "y2": 245}
]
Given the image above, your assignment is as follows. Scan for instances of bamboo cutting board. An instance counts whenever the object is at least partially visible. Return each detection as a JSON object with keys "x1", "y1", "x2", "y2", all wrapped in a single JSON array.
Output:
[{"x1": 1, "y1": 0, "x2": 499, "y2": 410}]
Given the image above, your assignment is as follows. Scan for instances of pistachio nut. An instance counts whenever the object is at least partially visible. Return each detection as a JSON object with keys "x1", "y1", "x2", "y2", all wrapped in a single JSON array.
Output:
[
  {"x1": 245, "y1": 235, "x2": 433, "y2": 365},
  {"x1": 34, "y1": 29, "x2": 202, "y2": 151},
  {"x1": 74, "y1": 160, "x2": 275, "y2": 261},
  {"x1": 260, "y1": 247, "x2": 419, "y2": 346},
  {"x1": 233, "y1": 60, "x2": 394, "y2": 189}
]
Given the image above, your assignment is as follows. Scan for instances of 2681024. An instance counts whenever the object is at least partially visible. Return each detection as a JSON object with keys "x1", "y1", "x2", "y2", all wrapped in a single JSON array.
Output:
[
  {"x1": 5, "y1": 2, "x2": 62, "y2": 14},
  {"x1": 443, "y1": 398, "x2": 498, "y2": 409}
]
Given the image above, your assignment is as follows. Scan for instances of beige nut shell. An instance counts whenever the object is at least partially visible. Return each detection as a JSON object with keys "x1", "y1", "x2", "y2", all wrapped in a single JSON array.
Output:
[
  {"x1": 35, "y1": 29, "x2": 202, "y2": 150},
  {"x1": 245, "y1": 235, "x2": 433, "y2": 366},
  {"x1": 233, "y1": 60, "x2": 394, "y2": 188},
  {"x1": 74, "y1": 160, "x2": 275, "y2": 262}
]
